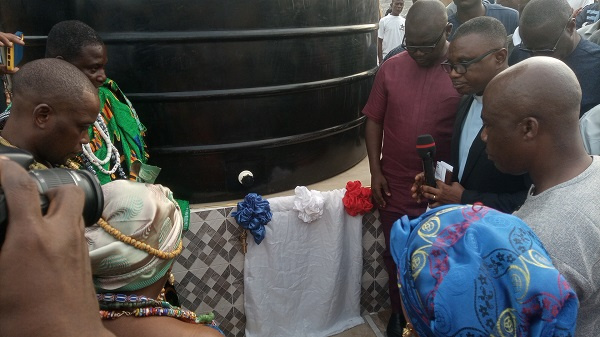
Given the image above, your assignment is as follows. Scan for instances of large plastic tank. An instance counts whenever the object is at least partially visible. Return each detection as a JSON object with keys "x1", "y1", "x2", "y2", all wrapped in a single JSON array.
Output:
[{"x1": 0, "y1": 0, "x2": 378, "y2": 203}]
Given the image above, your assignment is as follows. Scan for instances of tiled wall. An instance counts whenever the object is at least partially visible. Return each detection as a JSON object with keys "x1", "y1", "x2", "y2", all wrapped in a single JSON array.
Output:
[{"x1": 172, "y1": 207, "x2": 389, "y2": 337}]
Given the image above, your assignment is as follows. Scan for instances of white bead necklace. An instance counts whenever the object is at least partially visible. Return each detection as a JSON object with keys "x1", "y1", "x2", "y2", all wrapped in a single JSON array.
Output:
[{"x1": 82, "y1": 117, "x2": 121, "y2": 175}]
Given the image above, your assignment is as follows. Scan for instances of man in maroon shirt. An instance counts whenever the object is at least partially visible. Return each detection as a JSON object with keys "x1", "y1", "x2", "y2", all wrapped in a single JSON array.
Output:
[{"x1": 362, "y1": 1, "x2": 461, "y2": 336}]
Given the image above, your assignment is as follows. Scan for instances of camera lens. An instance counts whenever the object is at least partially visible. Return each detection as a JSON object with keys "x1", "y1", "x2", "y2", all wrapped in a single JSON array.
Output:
[
  {"x1": 0, "y1": 168, "x2": 104, "y2": 247},
  {"x1": 28, "y1": 168, "x2": 104, "y2": 226}
]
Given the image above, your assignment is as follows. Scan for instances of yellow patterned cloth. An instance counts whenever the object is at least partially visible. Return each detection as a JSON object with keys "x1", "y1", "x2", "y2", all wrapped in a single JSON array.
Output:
[
  {"x1": 391, "y1": 204, "x2": 579, "y2": 336},
  {"x1": 86, "y1": 180, "x2": 183, "y2": 291}
]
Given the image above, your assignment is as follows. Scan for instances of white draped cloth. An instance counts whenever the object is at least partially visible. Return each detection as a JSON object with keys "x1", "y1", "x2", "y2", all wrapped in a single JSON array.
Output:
[{"x1": 244, "y1": 189, "x2": 364, "y2": 337}]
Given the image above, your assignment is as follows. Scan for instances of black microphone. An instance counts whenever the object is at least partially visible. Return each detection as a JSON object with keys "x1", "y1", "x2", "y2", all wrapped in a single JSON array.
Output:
[{"x1": 416, "y1": 134, "x2": 436, "y2": 187}]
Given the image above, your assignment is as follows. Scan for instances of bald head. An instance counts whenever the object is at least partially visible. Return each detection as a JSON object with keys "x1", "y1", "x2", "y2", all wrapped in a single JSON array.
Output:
[
  {"x1": 6, "y1": 58, "x2": 99, "y2": 166},
  {"x1": 486, "y1": 57, "x2": 581, "y2": 129},
  {"x1": 12, "y1": 58, "x2": 97, "y2": 113},
  {"x1": 406, "y1": 0, "x2": 447, "y2": 28},
  {"x1": 482, "y1": 57, "x2": 590, "y2": 190}
]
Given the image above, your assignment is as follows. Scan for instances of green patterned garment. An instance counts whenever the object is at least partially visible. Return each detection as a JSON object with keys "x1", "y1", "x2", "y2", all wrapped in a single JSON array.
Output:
[{"x1": 73, "y1": 78, "x2": 148, "y2": 184}]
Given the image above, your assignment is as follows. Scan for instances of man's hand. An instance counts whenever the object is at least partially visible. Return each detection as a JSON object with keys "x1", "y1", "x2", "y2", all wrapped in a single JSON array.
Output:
[
  {"x1": 411, "y1": 172, "x2": 426, "y2": 203},
  {"x1": 0, "y1": 31, "x2": 25, "y2": 74},
  {"x1": 0, "y1": 157, "x2": 114, "y2": 337},
  {"x1": 371, "y1": 170, "x2": 391, "y2": 208},
  {"x1": 420, "y1": 180, "x2": 465, "y2": 208}
]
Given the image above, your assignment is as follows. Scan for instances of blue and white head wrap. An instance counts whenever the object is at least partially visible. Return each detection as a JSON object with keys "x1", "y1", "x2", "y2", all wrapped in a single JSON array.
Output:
[{"x1": 391, "y1": 204, "x2": 578, "y2": 337}]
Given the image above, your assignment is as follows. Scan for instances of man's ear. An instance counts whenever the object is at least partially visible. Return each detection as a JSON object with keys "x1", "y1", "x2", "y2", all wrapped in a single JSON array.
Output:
[
  {"x1": 520, "y1": 117, "x2": 538, "y2": 140},
  {"x1": 495, "y1": 48, "x2": 508, "y2": 66},
  {"x1": 445, "y1": 22, "x2": 453, "y2": 36},
  {"x1": 32, "y1": 104, "x2": 52, "y2": 129},
  {"x1": 566, "y1": 17, "x2": 577, "y2": 35}
]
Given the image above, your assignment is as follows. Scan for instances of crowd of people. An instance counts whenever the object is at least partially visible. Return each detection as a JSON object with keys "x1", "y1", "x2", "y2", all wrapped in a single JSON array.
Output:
[
  {"x1": 0, "y1": 20, "x2": 222, "y2": 337},
  {"x1": 0, "y1": 0, "x2": 599, "y2": 336},
  {"x1": 370, "y1": 0, "x2": 599, "y2": 336}
]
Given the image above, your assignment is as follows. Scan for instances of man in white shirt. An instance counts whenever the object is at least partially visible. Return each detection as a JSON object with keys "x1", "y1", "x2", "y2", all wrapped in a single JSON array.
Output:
[{"x1": 378, "y1": 0, "x2": 406, "y2": 63}]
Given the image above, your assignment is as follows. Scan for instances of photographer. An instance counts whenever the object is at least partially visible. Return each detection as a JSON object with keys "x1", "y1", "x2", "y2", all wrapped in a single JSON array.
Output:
[
  {"x1": 0, "y1": 157, "x2": 115, "y2": 337},
  {"x1": 0, "y1": 58, "x2": 99, "y2": 169}
]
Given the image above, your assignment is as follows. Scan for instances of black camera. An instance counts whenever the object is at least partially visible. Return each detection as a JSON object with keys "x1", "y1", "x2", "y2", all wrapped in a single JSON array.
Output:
[{"x1": 0, "y1": 146, "x2": 104, "y2": 246}]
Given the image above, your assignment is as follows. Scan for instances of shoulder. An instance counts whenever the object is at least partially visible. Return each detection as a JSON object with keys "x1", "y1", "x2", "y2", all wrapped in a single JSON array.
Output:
[
  {"x1": 568, "y1": 38, "x2": 600, "y2": 68},
  {"x1": 448, "y1": 13, "x2": 459, "y2": 24},
  {"x1": 379, "y1": 15, "x2": 391, "y2": 23},
  {"x1": 576, "y1": 38, "x2": 600, "y2": 56},
  {"x1": 380, "y1": 52, "x2": 412, "y2": 69},
  {"x1": 485, "y1": 3, "x2": 519, "y2": 18}
]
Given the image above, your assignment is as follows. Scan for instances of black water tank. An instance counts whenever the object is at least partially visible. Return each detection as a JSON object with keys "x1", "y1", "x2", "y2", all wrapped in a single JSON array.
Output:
[{"x1": 0, "y1": 0, "x2": 378, "y2": 203}]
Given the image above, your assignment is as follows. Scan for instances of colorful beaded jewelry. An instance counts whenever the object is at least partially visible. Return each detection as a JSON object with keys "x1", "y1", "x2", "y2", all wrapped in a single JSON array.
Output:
[
  {"x1": 83, "y1": 115, "x2": 122, "y2": 175},
  {"x1": 98, "y1": 292, "x2": 214, "y2": 324},
  {"x1": 97, "y1": 218, "x2": 183, "y2": 259}
]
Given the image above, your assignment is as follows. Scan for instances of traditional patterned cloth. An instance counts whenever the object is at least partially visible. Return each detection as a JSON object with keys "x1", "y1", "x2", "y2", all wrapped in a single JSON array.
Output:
[
  {"x1": 86, "y1": 180, "x2": 183, "y2": 291},
  {"x1": 390, "y1": 204, "x2": 579, "y2": 337},
  {"x1": 71, "y1": 78, "x2": 148, "y2": 184}
]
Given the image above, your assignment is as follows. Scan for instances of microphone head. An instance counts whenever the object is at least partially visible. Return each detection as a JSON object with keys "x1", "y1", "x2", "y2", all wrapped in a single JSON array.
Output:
[{"x1": 416, "y1": 134, "x2": 436, "y2": 159}]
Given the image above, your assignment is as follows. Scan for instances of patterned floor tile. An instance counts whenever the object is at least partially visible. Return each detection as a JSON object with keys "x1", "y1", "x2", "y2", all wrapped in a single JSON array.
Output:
[{"x1": 218, "y1": 305, "x2": 246, "y2": 337}]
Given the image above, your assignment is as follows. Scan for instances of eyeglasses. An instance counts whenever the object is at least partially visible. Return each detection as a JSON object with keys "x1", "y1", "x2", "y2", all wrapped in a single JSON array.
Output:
[
  {"x1": 440, "y1": 48, "x2": 501, "y2": 74},
  {"x1": 401, "y1": 27, "x2": 446, "y2": 54},
  {"x1": 518, "y1": 15, "x2": 572, "y2": 55}
]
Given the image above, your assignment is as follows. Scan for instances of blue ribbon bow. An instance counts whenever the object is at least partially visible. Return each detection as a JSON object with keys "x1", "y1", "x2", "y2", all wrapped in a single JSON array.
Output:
[{"x1": 231, "y1": 193, "x2": 272, "y2": 245}]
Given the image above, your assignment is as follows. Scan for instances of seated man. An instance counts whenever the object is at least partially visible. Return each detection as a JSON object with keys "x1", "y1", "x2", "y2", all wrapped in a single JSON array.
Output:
[
  {"x1": 0, "y1": 58, "x2": 98, "y2": 168},
  {"x1": 0, "y1": 21, "x2": 148, "y2": 183},
  {"x1": 88, "y1": 180, "x2": 224, "y2": 337},
  {"x1": 481, "y1": 56, "x2": 600, "y2": 336},
  {"x1": 45, "y1": 20, "x2": 149, "y2": 183},
  {"x1": 1, "y1": 21, "x2": 189, "y2": 228},
  {"x1": 390, "y1": 204, "x2": 578, "y2": 336}
]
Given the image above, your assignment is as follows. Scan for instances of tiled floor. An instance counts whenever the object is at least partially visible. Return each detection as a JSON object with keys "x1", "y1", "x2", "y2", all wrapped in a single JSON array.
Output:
[{"x1": 332, "y1": 309, "x2": 390, "y2": 337}]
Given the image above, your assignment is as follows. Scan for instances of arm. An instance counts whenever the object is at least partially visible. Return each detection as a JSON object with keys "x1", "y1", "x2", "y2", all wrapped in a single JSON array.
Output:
[
  {"x1": 420, "y1": 180, "x2": 529, "y2": 213},
  {"x1": 0, "y1": 158, "x2": 115, "y2": 337},
  {"x1": 366, "y1": 117, "x2": 390, "y2": 208},
  {"x1": 460, "y1": 188, "x2": 528, "y2": 213}
]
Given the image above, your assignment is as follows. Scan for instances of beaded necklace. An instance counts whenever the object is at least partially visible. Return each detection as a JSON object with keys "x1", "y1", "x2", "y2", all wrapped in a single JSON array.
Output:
[
  {"x1": 97, "y1": 218, "x2": 183, "y2": 259},
  {"x1": 98, "y1": 293, "x2": 214, "y2": 324},
  {"x1": 82, "y1": 114, "x2": 127, "y2": 179}
]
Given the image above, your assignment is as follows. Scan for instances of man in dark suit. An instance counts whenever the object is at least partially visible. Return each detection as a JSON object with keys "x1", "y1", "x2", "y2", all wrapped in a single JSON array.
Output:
[{"x1": 412, "y1": 16, "x2": 529, "y2": 213}]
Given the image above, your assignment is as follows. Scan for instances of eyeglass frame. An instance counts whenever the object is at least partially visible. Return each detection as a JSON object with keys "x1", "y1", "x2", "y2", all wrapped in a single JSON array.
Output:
[
  {"x1": 401, "y1": 25, "x2": 448, "y2": 54},
  {"x1": 518, "y1": 15, "x2": 573, "y2": 55},
  {"x1": 440, "y1": 48, "x2": 502, "y2": 75}
]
